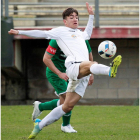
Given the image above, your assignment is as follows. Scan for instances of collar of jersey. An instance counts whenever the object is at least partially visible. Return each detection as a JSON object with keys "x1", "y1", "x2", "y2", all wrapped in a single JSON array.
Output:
[{"x1": 65, "y1": 26, "x2": 78, "y2": 31}]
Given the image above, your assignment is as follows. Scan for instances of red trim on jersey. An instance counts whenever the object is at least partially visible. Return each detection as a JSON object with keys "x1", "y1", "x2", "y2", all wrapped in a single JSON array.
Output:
[{"x1": 46, "y1": 45, "x2": 57, "y2": 55}]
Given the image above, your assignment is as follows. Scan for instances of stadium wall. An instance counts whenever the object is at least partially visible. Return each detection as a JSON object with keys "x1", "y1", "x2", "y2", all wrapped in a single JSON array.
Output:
[{"x1": 1, "y1": 27, "x2": 139, "y2": 105}]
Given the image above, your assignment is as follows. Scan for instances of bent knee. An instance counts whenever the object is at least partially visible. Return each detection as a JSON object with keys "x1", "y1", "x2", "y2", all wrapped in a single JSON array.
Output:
[
  {"x1": 63, "y1": 104, "x2": 74, "y2": 113},
  {"x1": 93, "y1": 61, "x2": 98, "y2": 64},
  {"x1": 92, "y1": 61, "x2": 98, "y2": 64},
  {"x1": 66, "y1": 104, "x2": 74, "y2": 112}
]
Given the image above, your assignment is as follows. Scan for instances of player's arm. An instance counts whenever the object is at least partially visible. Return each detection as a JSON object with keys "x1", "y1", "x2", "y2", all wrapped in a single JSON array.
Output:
[
  {"x1": 8, "y1": 28, "x2": 59, "y2": 39},
  {"x1": 8, "y1": 29, "x2": 47, "y2": 38},
  {"x1": 83, "y1": 2, "x2": 94, "y2": 40},
  {"x1": 43, "y1": 43, "x2": 69, "y2": 81}
]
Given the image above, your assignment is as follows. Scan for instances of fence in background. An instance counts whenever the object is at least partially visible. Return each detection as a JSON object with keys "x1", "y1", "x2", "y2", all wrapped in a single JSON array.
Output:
[{"x1": 1, "y1": 0, "x2": 139, "y2": 27}]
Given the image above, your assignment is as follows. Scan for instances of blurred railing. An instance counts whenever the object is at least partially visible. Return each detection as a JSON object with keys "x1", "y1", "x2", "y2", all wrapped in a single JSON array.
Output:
[{"x1": 1, "y1": 0, "x2": 139, "y2": 27}]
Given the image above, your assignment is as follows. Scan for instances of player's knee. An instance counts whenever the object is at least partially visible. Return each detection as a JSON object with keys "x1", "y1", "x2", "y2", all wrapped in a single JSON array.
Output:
[
  {"x1": 93, "y1": 61, "x2": 98, "y2": 64},
  {"x1": 63, "y1": 103, "x2": 74, "y2": 113},
  {"x1": 67, "y1": 104, "x2": 74, "y2": 112},
  {"x1": 66, "y1": 105, "x2": 74, "y2": 112}
]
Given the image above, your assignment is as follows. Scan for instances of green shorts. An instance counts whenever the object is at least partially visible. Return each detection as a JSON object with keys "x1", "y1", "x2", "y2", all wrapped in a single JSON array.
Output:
[{"x1": 46, "y1": 70, "x2": 68, "y2": 96}]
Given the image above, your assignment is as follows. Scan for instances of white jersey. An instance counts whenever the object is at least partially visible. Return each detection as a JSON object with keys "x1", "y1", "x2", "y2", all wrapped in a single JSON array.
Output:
[
  {"x1": 18, "y1": 15, "x2": 94, "y2": 63},
  {"x1": 55, "y1": 27, "x2": 89, "y2": 63}
]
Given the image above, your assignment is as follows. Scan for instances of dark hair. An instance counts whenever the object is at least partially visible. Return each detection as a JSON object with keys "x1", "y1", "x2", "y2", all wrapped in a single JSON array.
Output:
[{"x1": 62, "y1": 8, "x2": 79, "y2": 19}]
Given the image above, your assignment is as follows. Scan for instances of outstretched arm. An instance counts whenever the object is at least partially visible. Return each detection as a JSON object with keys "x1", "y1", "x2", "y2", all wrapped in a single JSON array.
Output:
[
  {"x1": 8, "y1": 28, "x2": 59, "y2": 39},
  {"x1": 8, "y1": 29, "x2": 48, "y2": 38},
  {"x1": 83, "y1": 2, "x2": 94, "y2": 39}
]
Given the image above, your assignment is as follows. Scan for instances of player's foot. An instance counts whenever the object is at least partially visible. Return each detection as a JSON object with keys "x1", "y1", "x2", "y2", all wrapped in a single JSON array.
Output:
[
  {"x1": 28, "y1": 120, "x2": 41, "y2": 139},
  {"x1": 61, "y1": 124, "x2": 77, "y2": 133},
  {"x1": 109, "y1": 55, "x2": 122, "y2": 78},
  {"x1": 32, "y1": 101, "x2": 42, "y2": 121}
]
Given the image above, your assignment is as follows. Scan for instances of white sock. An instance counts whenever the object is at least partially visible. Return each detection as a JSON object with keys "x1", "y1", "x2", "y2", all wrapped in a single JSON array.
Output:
[
  {"x1": 39, "y1": 105, "x2": 66, "y2": 129},
  {"x1": 90, "y1": 64, "x2": 110, "y2": 75}
]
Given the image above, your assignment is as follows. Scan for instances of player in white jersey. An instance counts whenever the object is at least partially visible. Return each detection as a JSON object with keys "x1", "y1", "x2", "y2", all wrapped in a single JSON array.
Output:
[{"x1": 8, "y1": 2, "x2": 122, "y2": 139}]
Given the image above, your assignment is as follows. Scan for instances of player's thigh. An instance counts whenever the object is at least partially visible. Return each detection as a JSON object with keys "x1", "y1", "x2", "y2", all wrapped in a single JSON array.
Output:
[
  {"x1": 46, "y1": 71, "x2": 68, "y2": 95},
  {"x1": 78, "y1": 61, "x2": 97, "y2": 79},
  {"x1": 78, "y1": 61, "x2": 93, "y2": 78}
]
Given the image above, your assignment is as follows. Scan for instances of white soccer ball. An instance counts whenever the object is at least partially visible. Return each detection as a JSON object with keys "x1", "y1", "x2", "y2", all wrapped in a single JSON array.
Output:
[{"x1": 98, "y1": 40, "x2": 117, "y2": 59}]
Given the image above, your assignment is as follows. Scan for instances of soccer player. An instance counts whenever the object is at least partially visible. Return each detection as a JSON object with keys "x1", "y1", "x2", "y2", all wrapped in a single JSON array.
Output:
[
  {"x1": 33, "y1": 39, "x2": 93, "y2": 133},
  {"x1": 8, "y1": 2, "x2": 122, "y2": 139}
]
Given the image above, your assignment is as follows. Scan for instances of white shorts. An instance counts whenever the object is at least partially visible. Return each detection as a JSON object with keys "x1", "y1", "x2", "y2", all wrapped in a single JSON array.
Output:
[
  {"x1": 67, "y1": 75, "x2": 90, "y2": 97},
  {"x1": 65, "y1": 56, "x2": 90, "y2": 97},
  {"x1": 65, "y1": 59, "x2": 81, "y2": 81}
]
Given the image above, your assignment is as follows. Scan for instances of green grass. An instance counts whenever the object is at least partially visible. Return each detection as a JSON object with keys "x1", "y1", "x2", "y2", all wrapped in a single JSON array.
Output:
[{"x1": 1, "y1": 105, "x2": 139, "y2": 140}]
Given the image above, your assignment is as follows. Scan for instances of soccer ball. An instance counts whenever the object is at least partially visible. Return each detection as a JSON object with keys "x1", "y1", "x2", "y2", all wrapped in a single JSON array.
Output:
[{"x1": 98, "y1": 40, "x2": 117, "y2": 59}]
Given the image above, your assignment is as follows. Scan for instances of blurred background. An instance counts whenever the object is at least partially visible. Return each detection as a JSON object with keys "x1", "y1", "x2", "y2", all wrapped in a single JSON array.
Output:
[{"x1": 1, "y1": 0, "x2": 139, "y2": 105}]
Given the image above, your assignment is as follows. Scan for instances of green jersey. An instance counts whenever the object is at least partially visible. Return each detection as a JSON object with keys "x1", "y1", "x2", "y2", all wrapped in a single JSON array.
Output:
[{"x1": 46, "y1": 39, "x2": 92, "y2": 73}]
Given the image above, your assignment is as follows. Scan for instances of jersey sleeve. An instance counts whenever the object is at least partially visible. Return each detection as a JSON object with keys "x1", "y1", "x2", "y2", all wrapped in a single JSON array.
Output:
[
  {"x1": 46, "y1": 40, "x2": 59, "y2": 56},
  {"x1": 82, "y1": 15, "x2": 94, "y2": 40},
  {"x1": 85, "y1": 40, "x2": 92, "y2": 53},
  {"x1": 18, "y1": 28, "x2": 60, "y2": 39},
  {"x1": 44, "y1": 28, "x2": 60, "y2": 39}
]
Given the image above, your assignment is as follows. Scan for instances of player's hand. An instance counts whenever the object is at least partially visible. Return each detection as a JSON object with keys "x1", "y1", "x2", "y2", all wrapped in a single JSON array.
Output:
[
  {"x1": 8, "y1": 29, "x2": 19, "y2": 35},
  {"x1": 58, "y1": 73, "x2": 69, "y2": 81},
  {"x1": 88, "y1": 74, "x2": 94, "y2": 86},
  {"x1": 86, "y1": 2, "x2": 94, "y2": 15}
]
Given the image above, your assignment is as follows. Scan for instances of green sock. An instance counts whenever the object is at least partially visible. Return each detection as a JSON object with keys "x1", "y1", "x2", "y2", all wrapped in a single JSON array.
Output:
[
  {"x1": 39, "y1": 99, "x2": 59, "y2": 111},
  {"x1": 62, "y1": 111, "x2": 72, "y2": 126}
]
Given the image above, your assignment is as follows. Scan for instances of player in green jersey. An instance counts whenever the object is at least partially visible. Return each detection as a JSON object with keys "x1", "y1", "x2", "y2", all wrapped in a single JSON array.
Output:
[{"x1": 32, "y1": 39, "x2": 94, "y2": 133}]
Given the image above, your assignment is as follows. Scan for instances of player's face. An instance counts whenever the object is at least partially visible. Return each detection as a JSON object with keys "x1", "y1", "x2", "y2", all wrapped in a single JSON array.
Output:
[{"x1": 63, "y1": 12, "x2": 79, "y2": 29}]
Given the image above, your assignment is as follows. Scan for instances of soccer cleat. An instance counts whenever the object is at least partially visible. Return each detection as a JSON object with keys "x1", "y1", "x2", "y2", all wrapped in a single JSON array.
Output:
[
  {"x1": 32, "y1": 101, "x2": 42, "y2": 121},
  {"x1": 28, "y1": 121, "x2": 41, "y2": 139},
  {"x1": 109, "y1": 55, "x2": 122, "y2": 78},
  {"x1": 61, "y1": 124, "x2": 77, "y2": 133}
]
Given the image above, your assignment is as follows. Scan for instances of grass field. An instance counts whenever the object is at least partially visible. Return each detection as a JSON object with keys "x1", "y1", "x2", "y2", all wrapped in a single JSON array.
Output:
[{"x1": 1, "y1": 105, "x2": 139, "y2": 140}]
